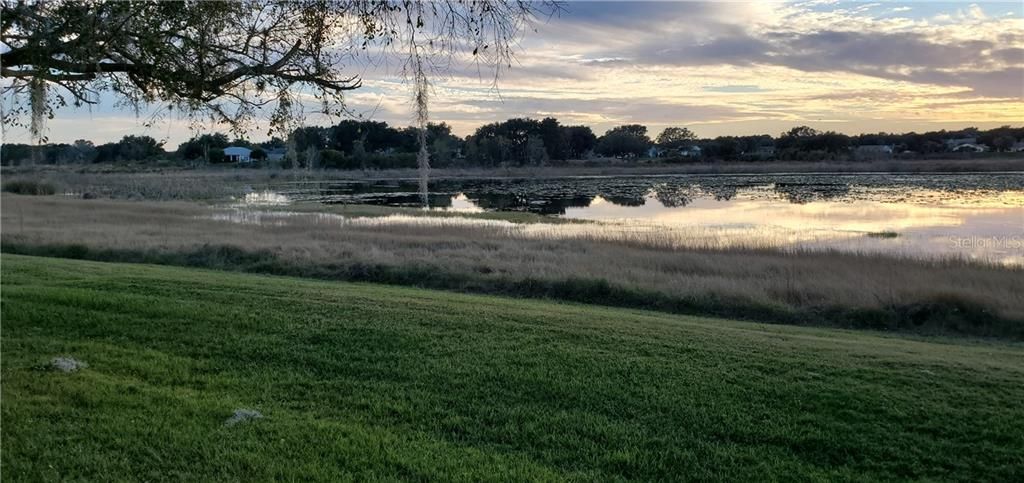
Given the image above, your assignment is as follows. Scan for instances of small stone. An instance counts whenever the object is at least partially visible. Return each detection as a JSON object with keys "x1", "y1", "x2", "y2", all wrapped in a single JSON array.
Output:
[
  {"x1": 225, "y1": 409, "x2": 263, "y2": 426},
  {"x1": 51, "y1": 357, "x2": 88, "y2": 373}
]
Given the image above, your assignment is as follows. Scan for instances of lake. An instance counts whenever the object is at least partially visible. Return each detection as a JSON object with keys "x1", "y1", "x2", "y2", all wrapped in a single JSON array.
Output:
[{"x1": 252, "y1": 173, "x2": 1024, "y2": 265}]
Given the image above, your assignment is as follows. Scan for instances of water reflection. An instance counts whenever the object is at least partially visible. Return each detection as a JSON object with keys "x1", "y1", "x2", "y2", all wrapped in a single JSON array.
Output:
[{"x1": 247, "y1": 174, "x2": 1023, "y2": 265}]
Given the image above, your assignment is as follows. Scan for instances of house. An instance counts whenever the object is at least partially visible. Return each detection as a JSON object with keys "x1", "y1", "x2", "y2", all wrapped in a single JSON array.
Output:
[
  {"x1": 678, "y1": 146, "x2": 702, "y2": 158},
  {"x1": 854, "y1": 144, "x2": 894, "y2": 160},
  {"x1": 646, "y1": 147, "x2": 665, "y2": 158},
  {"x1": 224, "y1": 146, "x2": 252, "y2": 163},
  {"x1": 951, "y1": 143, "x2": 989, "y2": 153},
  {"x1": 945, "y1": 137, "x2": 977, "y2": 151},
  {"x1": 1009, "y1": 141, "x2": 1024, "y2": 152}
]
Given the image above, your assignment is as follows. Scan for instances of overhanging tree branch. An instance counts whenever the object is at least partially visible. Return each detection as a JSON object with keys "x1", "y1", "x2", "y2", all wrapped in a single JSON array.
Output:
[{"x1": 1, "y1": 0, "x2": 559, "y2": 141}]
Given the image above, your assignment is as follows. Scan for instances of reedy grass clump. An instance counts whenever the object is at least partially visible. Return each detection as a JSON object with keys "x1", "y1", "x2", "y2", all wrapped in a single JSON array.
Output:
[{"x1": 2, "y1": 179, "x2": 57, "y2": 195}]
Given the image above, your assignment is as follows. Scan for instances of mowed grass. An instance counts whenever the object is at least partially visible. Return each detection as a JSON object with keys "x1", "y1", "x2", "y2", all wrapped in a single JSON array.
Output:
[{"x1": 2, "y1": 255, "x2": 1023, "y2": 481}]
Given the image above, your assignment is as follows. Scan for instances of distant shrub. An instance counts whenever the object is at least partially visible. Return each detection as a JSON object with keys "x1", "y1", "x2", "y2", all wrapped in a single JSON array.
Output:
[
  {"x1": 320, "y1": 149, "x2": 357, "y2": 169},
  {"x1": 2, "y1": 179, "x2": 57, "y2": 195},
  {"x1": 207, "y1": 148, "x2": 227, "y2": 164}
]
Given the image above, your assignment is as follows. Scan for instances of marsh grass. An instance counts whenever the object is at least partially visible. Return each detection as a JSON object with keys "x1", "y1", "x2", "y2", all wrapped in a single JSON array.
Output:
[
  {"x1": 4, "y1": 194, "x2": 1022, "y2": 338},
  {"x1": 2, "y1": 179, "x2": 56, "y2": 195}
]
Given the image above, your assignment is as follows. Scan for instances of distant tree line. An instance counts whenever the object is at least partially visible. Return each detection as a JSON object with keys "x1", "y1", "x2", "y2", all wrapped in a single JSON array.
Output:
[{"x1": 3, "y1": 121, "x2": 1022, "y2": 167}]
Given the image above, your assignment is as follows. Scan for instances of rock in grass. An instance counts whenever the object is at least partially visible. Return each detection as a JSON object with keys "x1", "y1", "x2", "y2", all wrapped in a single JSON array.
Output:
[
  {"x1": 225, "y1": 409, "x2": 263, "y2": 426},
  {"x1": 51, "y1": 356, "x2": 88, "y2": 373}
]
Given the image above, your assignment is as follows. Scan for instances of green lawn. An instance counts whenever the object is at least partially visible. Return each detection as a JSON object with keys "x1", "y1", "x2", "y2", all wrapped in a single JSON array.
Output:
[{"x1": 2, "y1": 255, "x2": 1023, "y2": 481}]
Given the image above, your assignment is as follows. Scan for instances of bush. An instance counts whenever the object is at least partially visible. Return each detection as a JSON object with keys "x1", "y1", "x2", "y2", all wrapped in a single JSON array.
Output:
[
  {"x1": 2, "y1": 179, "x2": 57, "y2": 195},
  {"x1": 207, "y1": 148, "x2": 227, "y2": 164},
  {"x1": 320, "y1": 149, "x2": 357, "y2": 169}
]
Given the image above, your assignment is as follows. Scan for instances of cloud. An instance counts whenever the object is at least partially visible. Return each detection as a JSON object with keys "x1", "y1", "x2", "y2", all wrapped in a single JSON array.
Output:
[
  {"x1": 9, "y1": 1, "x2": 1022, "y2": 145},
  {"x1": 567, "y1": 4, "x2": 1022, "y2": 98}
]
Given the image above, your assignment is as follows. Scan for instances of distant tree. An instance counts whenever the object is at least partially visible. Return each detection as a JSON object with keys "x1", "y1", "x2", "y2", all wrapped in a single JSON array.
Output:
[
  {"x1": 783, "y1": 126, "x2": 821, "y2": 138},
  {"x1": 817, "y1": 131, "x2": 851, "y2": 154},
  {"x1": 291, "y1": 126, "x2": 329, "y2": 153},
  {"x1": 539, "y1": 117, "x2": 568, "y2": 160},
  {"x1": 596, "y1": 125, "x2": 651, "y2": 157},
  {"x1": 329, "y1": 120, "x2": 398, "y2": 154},
  {"x1": 251, "y1": 148, "x2": 267, "y2": 160},
  {"x1": 470, "y1": 118, "x2": 546, "y2": 164},
  {"x1": 89, "y1": 135, "x2": 164, "y2": 162},
  {"x1": 610, "y1": 124, "x2": 650, "y2": 140},
  {"x1": 177, "y1": 133, "x2": 229, "y2": 160},
  {"x1": 259, "y1": 137, "x2": 287, "y2": 151},
  {"x1": 115, "y1": 135, "x2": 163, "y2": 161},
  {"x1": 993, "y1": 136, "x2": 1016, "y2": 152},
  {"x1": 427, "y1": 123, "x2": 461, "y2": 167},
  {"x1": 655, "y1": 127, "x2": 697, "y2": 149},
  {"x1": 776, "y1": 126, "x2": 848, "y2": 159},
  {"x1": 701, "y1": 136, "x2": 741, "y2": 160},
  {"x1": 563, "y1": 125, "x2": 597, "y2": 159},
  {"x1": 0, "y1": 143, "x2": 32, "y2": 165},
  {"x1": 207, "y1": 148, "x2": 226, "y2": 164},
  {"x1": 93, "y1": 142, "x2": 120, "y2": 163},
  {"x1": 71, "y1": 139, "x2": 96, "y2": 161}
]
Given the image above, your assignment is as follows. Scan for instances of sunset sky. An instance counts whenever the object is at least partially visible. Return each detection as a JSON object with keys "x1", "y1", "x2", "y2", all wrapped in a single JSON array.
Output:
[{"x1": 5, "y1": 0, "x2": 1023, "y2": 145}]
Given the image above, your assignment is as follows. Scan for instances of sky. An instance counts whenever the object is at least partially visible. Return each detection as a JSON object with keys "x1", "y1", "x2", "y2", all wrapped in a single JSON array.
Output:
[{"x1": 3, "y1": 0, "x2": 1023, "y2": 145}]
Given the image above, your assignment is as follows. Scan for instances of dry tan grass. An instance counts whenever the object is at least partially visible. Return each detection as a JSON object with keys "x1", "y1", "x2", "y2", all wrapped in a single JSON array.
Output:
[{"x1": 4, "y1": 194, "x2": 1022, "y2": 325}]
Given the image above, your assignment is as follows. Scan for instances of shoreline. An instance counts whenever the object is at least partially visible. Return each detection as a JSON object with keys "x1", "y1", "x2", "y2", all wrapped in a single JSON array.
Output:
[{"x1": 4, "y1": 157, "x2": 1023, "y2": 180}]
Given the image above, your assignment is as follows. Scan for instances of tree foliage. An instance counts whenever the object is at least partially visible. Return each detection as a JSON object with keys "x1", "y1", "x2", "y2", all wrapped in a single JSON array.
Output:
[
  {"x1": 596, "y1": 124, "x2": 651, "y2": 157},
  {"x1": 1, "y1": 0, "x2": 558, "y2": 141},
  {"x1": 655, "y1": 127, "x2": 697, "y2": 149}
]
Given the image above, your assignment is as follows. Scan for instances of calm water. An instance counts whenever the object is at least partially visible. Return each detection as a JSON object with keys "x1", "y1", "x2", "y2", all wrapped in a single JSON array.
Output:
[{"x1": 247, "y1": 173, "x2": 1024, "y2": 265}]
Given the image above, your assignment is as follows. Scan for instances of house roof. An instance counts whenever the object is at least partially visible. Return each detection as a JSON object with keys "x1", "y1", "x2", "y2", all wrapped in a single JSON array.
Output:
[{"x1": 224, "y1": 146, "x2": 252, "y2": 154}]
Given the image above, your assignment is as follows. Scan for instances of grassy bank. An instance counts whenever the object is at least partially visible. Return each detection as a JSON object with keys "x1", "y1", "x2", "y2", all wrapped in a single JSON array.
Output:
[
  {"x1": 4, "y1": 195, "x2": 1022, "y2": 338},
  {"x1": 5, "y1": 240, "x2": 1020, "y2": 338},
  {"x1": 4, "y1": 255, "x2": 1024, "y2": 480}
]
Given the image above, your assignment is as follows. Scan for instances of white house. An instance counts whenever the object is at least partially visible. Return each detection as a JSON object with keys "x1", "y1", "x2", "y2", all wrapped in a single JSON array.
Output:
[
  {"x1": 945, "y1": 137, "x2": 977, "y2": 151},
  {"x1": 951, "y1": 143, "x2": 989, "y2": 153},
  {"x1": 224, "y1": 146, "x2": 252, "y2": 163}
]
